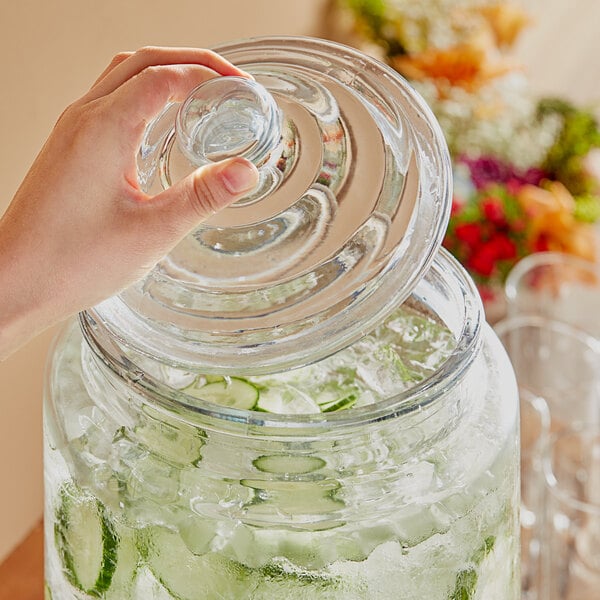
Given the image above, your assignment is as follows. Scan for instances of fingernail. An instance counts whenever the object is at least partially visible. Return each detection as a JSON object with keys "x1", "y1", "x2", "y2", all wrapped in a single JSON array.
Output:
[{"x1": 220, "y1": 159, "x2": 259, "y2": 195}]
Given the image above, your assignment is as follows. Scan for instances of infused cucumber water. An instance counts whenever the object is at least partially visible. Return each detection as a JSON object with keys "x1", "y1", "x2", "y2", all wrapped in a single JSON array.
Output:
[
  {"x1": 45, "y1": 300, "x2": 519, "y2": 599},
  {"x1": 44, "y1": 37, "x2": 519, "y2": 599}
]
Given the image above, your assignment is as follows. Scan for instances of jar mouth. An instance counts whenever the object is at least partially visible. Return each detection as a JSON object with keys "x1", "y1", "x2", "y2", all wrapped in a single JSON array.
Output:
[
  {"x1": 89, "y1": 35, "x2": 452, "y2": 375},
  {"x1": 80, "y1": 248, "x2": 483, "y2": 433}
]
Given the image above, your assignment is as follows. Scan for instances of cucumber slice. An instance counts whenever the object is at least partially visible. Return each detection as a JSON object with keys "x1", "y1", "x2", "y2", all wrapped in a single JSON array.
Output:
[
  {"x1": 253, "y1": 454, "x2": 326, "y2": 475},
  {"x1": 315, "y1": 380, "x2": 359, "y2": 404},
  {"x1": 241, "y1": 479, "x2": 344, "y2": 519},
  {"x1": 258, "y1": 558, "x2": 342, "y2": 590},
  {"x1": 255, "y1": 385, "x2": 320, "y2": 414},
  {"x1": 449, "y1": 536, "x2": 496, "y2": 600},
  {"x1": 134, "y1": 419, "x2": 205, "y2": 467},
  {"x1": 139, "y1": 526, "x2": 257, "y2": 599},
  {"x1": 104, "y1": 525, "x2": 140, "y2": 599},
  {"x1": 54, "y1": 482, "x2": 118, "y2": 596},
  {"x1": 320, "y1": 395, "x2": 357, "y2": 412},
  {"x1": 177, "y1": 515, "x2": 217, "y2": 556},
  {"x1": 185, "y1": 377, "x2": 259, "y2": 410}
]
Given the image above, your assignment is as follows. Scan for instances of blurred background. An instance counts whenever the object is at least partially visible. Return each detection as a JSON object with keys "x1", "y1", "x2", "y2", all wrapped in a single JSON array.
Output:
[{"x1": 0, "y1": 0, "x2": 599, "y2": 562}]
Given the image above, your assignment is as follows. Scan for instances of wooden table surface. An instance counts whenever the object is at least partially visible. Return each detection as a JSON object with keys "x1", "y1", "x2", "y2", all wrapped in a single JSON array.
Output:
[{"x1": 0, "y1": 519, "x2": 44, "y2": 600}]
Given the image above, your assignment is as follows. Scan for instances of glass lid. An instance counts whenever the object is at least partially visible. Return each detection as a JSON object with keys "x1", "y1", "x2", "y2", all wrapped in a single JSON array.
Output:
[{"x1": 89, "y1": 36, "x2": 452, "y2": 375}]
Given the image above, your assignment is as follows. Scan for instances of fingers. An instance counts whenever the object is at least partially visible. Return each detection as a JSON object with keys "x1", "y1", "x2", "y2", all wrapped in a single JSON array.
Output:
[
  {"x1": 144, "y1": 157, "x2": 259, "y2": 237},
  {"x1": 85, "y1": 46, "x2": 249, "y2": 102},
  {"x1": 105, "y1": 63, "x2": 222, "y2": 135},
  {"x1": 90, "y1": 51, "x2": 134, "y2": 88}
]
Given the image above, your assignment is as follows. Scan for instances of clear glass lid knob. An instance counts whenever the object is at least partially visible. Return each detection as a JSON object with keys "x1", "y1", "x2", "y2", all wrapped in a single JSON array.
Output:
[
  {"x1": 176, "y1": 76, "x2": 282, "y2": 168},
  {"x1": 89, "y1": 37, "x2": 452, "y2": 375}
]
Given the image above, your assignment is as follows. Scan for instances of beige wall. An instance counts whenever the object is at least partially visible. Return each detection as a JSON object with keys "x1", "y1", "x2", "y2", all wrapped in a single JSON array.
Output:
[
  {"x1": 1, "y1": 0, "x2": 599, "y2": 562},
  {"x1": 0, "y1": 0, "x2": 328, "y2": 562}
]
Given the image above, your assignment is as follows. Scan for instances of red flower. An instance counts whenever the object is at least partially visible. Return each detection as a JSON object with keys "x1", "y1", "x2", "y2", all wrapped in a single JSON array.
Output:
[
  {"x1": 477, "y1": 284, "x2": 497, "y2": 303},
  {"x1": 488, "y1": 233, "x2": 517, "y2": 260},
  {"x1": 454, "y1": 222, "x2": 482, "y2": 247},
  {"x1": 467, "y1": 245, "x2": 497, "y2": 276},
  {"x1": 481, "y1": 197, "x2": 506, "y2": 226},
  {"x1": 451, "y1": 197, "x2": 463, "y2": 216},
  {"x1": 533, "y1": 234, "x2": 550, "y2": 252},
  {"x1": 511, "y1": 218, "x2": 526, "y2": 232}
]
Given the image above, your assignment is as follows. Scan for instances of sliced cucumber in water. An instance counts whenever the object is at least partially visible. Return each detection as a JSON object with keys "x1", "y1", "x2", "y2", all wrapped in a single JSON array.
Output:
[
  {"x1": 253, "y1": 454, "x2": 326, "y2": 475},
  {"x1": 315, "y1": 380, "x2": 360, "y2": 412},
  {"x1": 104, "y1": 524, "x2": 140, "y2": 599},
  {"x1": 133, "y1": 418, "x2": 205, "y2": 467},
  {"x1": 320, "y1": 395, "x2": 357, "y2": 412},
  {"x1": 255, "y1": 385, "x2": 321, "y2": 414},
  {"x1": 242, "y1": 479, "x2": 344, "y2": 520},
  {"x1": 256, "y1": 558, "x2": 343, "y2": 595},
  {"x1": 449, "y1": 536, "x2": 496, "y2": 600},
  {"x1": 139, "y1": 526, "x2": 256, "y2": 599},
  {"x1": 54, "y1": 482, "x2": 118, "y2": 596},
  {"x1": 141, "y1": 526, "x2": 345, "y2": 598},
  {"x1": 185, "y1": 377, "x2": 259, "y2": 410}
]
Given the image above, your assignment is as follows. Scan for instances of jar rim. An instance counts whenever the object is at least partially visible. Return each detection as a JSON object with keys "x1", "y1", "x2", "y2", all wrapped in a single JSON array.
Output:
[{"x1": 80, "y1": 248, "x2": 483, "y2": 434}]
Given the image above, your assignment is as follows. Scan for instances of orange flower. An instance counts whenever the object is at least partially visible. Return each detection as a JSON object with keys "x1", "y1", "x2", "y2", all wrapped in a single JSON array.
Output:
[
  {"x1": 517, "y1": 182, "x2": 598, "y2": 261},
  {"x1": 478, "y1": 3, "x2": 531, "y2": 47},
  {"x1": 390, "y1": 41, "x2": 515, "y2": 93}
]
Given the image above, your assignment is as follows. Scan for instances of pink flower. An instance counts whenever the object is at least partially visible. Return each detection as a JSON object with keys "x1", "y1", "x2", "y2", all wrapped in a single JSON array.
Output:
[
  {"x1": 460, "y1": 155, "x2": 548, "y2": 191},
  {"x1": 461, "y1": 155, "x2": 512, "y2": 190}
]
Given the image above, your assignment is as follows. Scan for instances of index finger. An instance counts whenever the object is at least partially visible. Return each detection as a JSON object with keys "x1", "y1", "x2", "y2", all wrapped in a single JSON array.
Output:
[
  {"x1": 90, "y1": 51, "x2": 134, "y2": 88},
  {"x1": 84, "y1": 46, "x2": 249, "y2": 102}
]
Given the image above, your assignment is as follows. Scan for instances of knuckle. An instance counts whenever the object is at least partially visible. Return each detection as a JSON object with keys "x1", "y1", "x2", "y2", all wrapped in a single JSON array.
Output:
[
  {"x1": 136, "y1": 45, "x2": 160, "y2": 58},
  {"x1": 138, "y1": 64, "x2": 172, "y2": 96},
  {"x1": 191, "y1": 171, "x2": 224, "y2": 219},
  {"x1": 51, "y1": 100, "x2": 105, "y2": 153},
  {"x1": 200, "y1": 49, "x2": 219, "y2": 62},
  {"x1": 55, "y1": 100, "x2": 93, "y2": 130},
  {"x1": 111, "y1": 51, "x2": 132, "y2": 65},
  {"x1": 54, "y1": 101, "x2": 78, "y2": 126}
]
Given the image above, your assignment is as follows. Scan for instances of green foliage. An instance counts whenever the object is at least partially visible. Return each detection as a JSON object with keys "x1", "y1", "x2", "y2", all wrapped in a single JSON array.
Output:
[
  {"x1": 342, "y1": 0, "x2": 407, "y2": 55},
  {"x1": 574, "y1": 194, "x2": 600, "y2": 223},
  {"x1": 538, "y1": 98, "x2": 600, "y2": 196}
]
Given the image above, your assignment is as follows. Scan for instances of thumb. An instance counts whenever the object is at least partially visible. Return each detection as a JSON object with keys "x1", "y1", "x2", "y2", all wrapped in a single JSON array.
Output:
[{"x1": 150, "y1": 157, "x2": 259, "y2": 235}]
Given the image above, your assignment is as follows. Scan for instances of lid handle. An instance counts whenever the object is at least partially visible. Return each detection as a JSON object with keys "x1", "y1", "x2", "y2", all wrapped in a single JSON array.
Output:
[{"x1": 176, "y1": 76, "x2": 282, "y2": 168}]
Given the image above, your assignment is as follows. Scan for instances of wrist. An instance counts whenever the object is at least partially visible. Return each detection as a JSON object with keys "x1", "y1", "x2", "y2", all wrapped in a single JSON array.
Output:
[{"x1": 0, "y1": 214, "x2": 63, "y2": 360}]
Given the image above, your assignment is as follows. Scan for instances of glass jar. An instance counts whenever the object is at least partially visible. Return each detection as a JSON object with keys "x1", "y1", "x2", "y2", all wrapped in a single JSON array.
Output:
[{"x1": 43, "y1": 37, "x2": 520, "y2": 599}]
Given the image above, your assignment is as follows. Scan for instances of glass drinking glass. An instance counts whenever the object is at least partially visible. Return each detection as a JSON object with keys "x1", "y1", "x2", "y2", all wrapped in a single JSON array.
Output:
[
  {"x1": 541, "y1": 425, "x2": 600, "y2": 600},
  {"x1": 495, "y1": 315, "x2": 600, "y2": 429},
  {"x1": 505, "y1": 251, "x2": 600, "y2": 337},
  {"x1": 495, "y1": 315, "x2": 600, "y2": 598}
]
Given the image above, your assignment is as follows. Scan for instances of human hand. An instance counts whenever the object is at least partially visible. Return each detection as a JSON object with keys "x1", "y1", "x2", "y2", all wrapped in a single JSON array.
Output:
[{"x1": 0, "y1": 47, "x2": 259, "y2": 359}]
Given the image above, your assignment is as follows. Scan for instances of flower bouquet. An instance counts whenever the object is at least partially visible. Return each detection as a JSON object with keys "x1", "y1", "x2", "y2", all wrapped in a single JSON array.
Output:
[{"x1": 325, "y1": 0, "x2": 600, "y2": 318}]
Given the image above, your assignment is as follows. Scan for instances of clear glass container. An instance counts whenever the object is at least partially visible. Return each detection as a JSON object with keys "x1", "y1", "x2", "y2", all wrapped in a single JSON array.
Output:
[{"x1": 43, "y1": 37, "x2": 520, "y2": 599}]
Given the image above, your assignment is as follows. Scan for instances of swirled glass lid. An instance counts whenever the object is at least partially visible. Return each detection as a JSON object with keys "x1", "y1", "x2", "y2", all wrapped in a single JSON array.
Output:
[{"x1": 89, "y1": 37, "x2": 452, "y2": 375}]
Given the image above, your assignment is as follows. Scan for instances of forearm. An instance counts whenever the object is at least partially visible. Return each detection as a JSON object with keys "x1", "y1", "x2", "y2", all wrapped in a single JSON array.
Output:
[{"x1": 0, "y1": 213, "x2": 63, "y2": 360}]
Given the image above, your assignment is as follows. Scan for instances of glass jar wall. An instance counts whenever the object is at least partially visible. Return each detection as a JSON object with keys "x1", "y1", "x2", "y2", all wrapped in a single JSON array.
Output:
[{"x1": 44, "y1": 249, "x2": 520, "y2": 599}]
